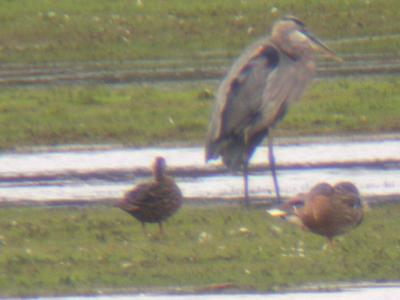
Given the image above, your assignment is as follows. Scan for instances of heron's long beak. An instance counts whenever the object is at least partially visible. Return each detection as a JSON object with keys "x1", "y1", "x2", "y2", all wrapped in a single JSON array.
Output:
[{"x1": 304, "y1": 30, "x2": 343, "y2": 63}]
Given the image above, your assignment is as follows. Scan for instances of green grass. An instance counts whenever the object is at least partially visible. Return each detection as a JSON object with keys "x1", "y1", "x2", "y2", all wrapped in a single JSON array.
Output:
[
  {"x1": 0, "y1": 83, "x2": 211, "y2": 149},
  {"x1": 281, "y1": 77, "x2": 400, "y2": 135},
  {"x1": 1, "y1": 77, "x2": 400, "y2": 150},
  {"x1": 0, "y1": 203, "x2": 399, "y2": 297},
  {"x1": 0, "y1": 0, "x2": 399, "y2": 63}
]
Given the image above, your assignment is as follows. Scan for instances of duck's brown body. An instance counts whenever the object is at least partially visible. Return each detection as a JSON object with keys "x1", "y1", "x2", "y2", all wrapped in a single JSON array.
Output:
[
  {"x1": 298, "y1": 182, "x2": 363, "y2": 239},
  {"x1": 271, "y1": 182, "x2": 364, "y2": 242},
  {"x1": 116, "y1": 157, "x2": 183, "y2": 234},
  {"x1": 120, "y1": 177, "x2": 182, "y2": 223}
]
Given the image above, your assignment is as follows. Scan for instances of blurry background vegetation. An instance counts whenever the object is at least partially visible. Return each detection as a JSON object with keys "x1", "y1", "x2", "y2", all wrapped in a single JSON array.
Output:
[
  {"x1": 0, "y1": 0, "x2": 399, "y2": 62},
  {"x1": 0, "y1": 0, "x2": 399, "y2": 149}
]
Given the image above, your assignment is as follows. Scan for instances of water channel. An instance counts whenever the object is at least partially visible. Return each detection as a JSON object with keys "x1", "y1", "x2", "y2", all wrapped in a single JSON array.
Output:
[{"x1": 1, "y1": 136, "x2": 399, "y2": 204}]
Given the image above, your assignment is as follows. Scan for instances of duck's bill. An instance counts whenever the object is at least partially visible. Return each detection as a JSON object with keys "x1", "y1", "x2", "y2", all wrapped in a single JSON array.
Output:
[{"x1": 267, "y1": 208, "x2": 288, "y2": 218}]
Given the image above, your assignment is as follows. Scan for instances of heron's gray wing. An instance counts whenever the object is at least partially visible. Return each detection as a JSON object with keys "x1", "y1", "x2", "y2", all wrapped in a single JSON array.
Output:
[
  {"x1": 206, "y1": 39, "x2": 281, "y2": 162},
  {"x1": 221, "y1": 42, "x2": 279, "y2": 134}
]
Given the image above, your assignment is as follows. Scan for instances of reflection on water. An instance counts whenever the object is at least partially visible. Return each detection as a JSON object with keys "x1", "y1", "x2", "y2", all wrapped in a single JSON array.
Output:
[{"x1": 1, "y1": 139, "x2": 400, "y2": 203}]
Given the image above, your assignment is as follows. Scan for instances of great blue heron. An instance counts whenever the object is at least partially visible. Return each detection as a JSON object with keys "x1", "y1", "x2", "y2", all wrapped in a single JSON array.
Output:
[{"x1": 205, "y1": 16, "x2": 341, "y2": 206}]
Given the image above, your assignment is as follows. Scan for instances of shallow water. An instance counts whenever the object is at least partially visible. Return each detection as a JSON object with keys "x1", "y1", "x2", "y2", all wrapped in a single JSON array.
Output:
[
  {"x1": 2, "y1": 139, "x2": 400, "y2": 176},
  {"x1": 1, "y1": 168, "x2": 399, "y2": 202},
  {"x1": 1, "y1": 139, "x2": 400, "y2": 203}
]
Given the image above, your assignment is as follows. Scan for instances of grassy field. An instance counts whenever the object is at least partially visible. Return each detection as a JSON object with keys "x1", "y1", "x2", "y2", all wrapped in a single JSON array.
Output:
[
  {"x1": 1, "y1": 1, "x2": 399, "y2": 298},
  {"x1": 0, "y1": 77, "x2": 400, "y2": 150},
  {"x1": 0, "y1": 203, "x2": 399, "y2": 297},
  {"x1": 0, "y1": 0, "x2": 399, "y2": 150},
  {"x1": 0, "y1": 0, "x2": 399, "y2": 63}
]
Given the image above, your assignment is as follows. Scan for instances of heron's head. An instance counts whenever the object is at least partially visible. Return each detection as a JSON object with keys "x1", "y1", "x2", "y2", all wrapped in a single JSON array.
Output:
[
  {"x1": 152, "y1": 156, "x2": 167, "y2": 181},
  {"x1": 271, "y1": 16, "x2": 342, "y2": 62}
]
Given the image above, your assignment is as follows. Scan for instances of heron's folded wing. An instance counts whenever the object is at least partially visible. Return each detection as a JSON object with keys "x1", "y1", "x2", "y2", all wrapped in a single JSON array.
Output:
[{"x1": 210, "y1": 40, "x2": 281, "y2": 140}]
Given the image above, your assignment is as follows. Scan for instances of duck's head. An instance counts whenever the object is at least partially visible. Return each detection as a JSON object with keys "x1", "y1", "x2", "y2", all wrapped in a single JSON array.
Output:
[{"x1": 152, "y1": 156, "x2": 167, "y2": 181}]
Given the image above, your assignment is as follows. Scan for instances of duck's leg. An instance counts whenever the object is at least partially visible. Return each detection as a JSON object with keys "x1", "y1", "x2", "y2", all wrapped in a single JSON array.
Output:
[
  {"x1": 158, "y1": 222, "x2": 164, "y2": 235},
  {"x1": 327, "y1": 237, "x2": 335, "y2": 249},
  {"x1": 268, "y1": 134, "x2": 281, "y2": 203},
  {"x1": 141, "y1": 222, "x2": 148, "y2": 236}
]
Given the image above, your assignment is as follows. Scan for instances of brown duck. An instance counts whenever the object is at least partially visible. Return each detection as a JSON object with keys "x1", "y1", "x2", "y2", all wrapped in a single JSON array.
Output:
[
  {"x1": 269, "y1": 182, "x2": 365, "y2": 244},
  {"x1": 115, "y1": 156, "x2": 183, "y2": 235}
]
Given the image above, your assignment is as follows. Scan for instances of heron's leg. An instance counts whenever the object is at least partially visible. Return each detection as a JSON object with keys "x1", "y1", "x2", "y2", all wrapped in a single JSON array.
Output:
[
  {"x1": 268, "y1": 135, "x2": 281, "y2": 203},
  {"x1": 243, "y1": 160, "x2": 250, "y2": 207}
]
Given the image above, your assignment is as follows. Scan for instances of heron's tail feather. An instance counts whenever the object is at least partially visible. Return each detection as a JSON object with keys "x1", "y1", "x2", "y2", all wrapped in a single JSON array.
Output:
[
  {"x1": 220, "y1": 140, "x2": 246, "y2": 170},
  {"x1": 206, "y1": 129, "x2": 269, "y2": 171},
  {"x1": 206, "y1": 137, "x2": 255, "y2": 171},
  {"x1": 205, "y1": 136, "x2": 243, "y2": 170}
]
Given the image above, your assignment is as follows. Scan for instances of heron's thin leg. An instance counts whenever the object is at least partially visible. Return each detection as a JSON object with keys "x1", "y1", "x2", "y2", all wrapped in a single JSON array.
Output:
[
  {"x1": 268, "y1": 135, "x2": 281, "y2": 202},
  {"x1": 243, "y1": 160, "x2": 250, "y2": 207}
]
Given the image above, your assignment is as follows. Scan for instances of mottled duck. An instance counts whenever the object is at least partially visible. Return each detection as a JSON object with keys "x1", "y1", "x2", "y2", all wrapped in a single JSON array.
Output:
[{"x1": 115, "y1": 156, "x2": 183, "y2": 235}]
